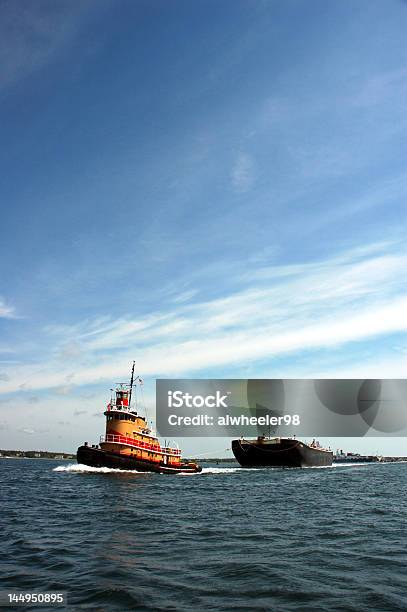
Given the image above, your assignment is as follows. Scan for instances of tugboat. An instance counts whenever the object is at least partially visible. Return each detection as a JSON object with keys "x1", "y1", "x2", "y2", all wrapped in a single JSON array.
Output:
[
  {"x1": 77, "y1": 362, "x2": 202, "y2": 474},
  {"x1": 232, "y1": 436, "x2": 333, "y2": 468}
]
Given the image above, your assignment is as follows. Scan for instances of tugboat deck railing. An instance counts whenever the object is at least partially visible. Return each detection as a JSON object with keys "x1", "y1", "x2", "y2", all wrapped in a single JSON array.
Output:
[{"x1": 100, "y1": 433, "x2": 181, "y2": 456}]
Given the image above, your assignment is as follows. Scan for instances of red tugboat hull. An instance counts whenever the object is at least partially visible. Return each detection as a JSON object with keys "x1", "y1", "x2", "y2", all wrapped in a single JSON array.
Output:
[{"x1": 77, "y1": 445, "x2": 202, "y2": 474}]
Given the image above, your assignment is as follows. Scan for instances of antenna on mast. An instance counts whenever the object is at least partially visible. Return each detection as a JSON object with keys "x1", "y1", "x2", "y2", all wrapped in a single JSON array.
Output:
[{"x1": 128, "y1": 360, "x2": 136, "y2": 407}]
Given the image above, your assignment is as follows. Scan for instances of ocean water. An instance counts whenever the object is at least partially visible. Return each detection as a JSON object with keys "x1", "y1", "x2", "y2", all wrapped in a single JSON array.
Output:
[{"x1": 1, "y1": 459, "x2": 406, "y2": 611}]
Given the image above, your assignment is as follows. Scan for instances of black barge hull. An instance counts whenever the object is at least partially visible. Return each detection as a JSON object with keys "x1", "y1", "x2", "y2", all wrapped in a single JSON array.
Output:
[
  {"x1": 232, "y1": 438, "x2": 333, "y2": 468},
  {"x1": 77, "y1": 445, "x2": 202, "y2": 474}
]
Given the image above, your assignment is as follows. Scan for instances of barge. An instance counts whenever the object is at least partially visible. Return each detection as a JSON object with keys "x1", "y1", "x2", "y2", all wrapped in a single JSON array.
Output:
[{"x1": 232, "y1": 436, "x2": 333, "y2": 468}]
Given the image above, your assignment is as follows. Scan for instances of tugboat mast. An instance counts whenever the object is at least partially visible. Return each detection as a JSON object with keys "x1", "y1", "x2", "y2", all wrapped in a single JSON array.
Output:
[{"x1": 128, "y1": 360, "x2": 136, "y2": 407}]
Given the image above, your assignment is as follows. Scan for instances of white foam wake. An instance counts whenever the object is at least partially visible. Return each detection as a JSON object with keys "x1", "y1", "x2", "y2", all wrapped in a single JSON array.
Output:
[
  {"x1": 331, "y1": 462, "x2": 376, "y2": 467},
  {"x1": 53, "y1": 463, "x2": 142, "y2": 474},
  {"x1": 176, "y1": 466, "x2": 244, "y2": 475},
  {"x1": 200, "y1": 466, "x2": 246, "y2": 474},
  {"x1": 56, "y1": 463, "x2": 373, "y2": 476}
]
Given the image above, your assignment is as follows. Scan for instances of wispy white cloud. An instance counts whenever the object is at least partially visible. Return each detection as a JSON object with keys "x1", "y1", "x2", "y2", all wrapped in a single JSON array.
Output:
[
  {"x1": 304, "y1": 174, "x2": 407, "y2": 236},
  {"x1": 171, "y1": 289, "x2": 199, "y2": 304},
  {"x1": 231, "y1": 152, "x2": 255, "y2": 193},
  {"x1": 0, "y1": 0, "x2": 104, "y2": 91},
  {"x1": 0, "y1": 298, "x2": 16, "y2": 319},
  {"x1": 0, "y1": 241, "x2": 406, "y2": 394},
  {"x1": 255, "y1": 66, "x2": 407, "y2": 185},
  {"x1": 261, "y1": 67, "x2": 407, "y2": 126},
  {"x1": 349, "y1": 68, "x2": 407, "y2": 109}
]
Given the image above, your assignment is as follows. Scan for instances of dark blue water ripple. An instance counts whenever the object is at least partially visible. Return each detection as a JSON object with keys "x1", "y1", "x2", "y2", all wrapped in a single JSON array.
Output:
[{"x1": 0, "y1": 460, "x2": 406, "y2": 611}]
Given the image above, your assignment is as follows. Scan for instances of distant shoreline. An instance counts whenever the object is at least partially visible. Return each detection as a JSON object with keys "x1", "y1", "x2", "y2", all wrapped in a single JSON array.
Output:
[{"x1": 0, "y1": 450, "x2": 75, "y2": 460}]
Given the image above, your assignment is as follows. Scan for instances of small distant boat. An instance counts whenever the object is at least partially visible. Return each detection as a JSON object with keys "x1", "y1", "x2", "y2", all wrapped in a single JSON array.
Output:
[
  {"x1": 232, "y1": 436, "x2": 333, "y2": 468},
  {"x1": 333, "y1": 451, "x2": 380, "y2": 464},
  {"x1": 77, "y1": 362, "x2": 202, "y2": 474}
]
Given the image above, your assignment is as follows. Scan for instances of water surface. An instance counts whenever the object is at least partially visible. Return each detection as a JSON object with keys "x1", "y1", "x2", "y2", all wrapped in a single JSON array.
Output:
[{"x1": 1, "y1": 459, "x2": 406, "y2": 611}]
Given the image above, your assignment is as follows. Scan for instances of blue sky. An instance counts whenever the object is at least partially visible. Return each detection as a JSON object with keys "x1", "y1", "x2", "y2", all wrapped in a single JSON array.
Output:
[{"x1": 0, "y1": 0, "x2": 406, "y2": 455}]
